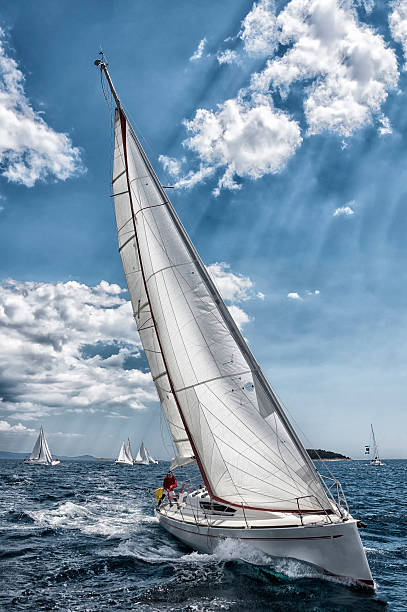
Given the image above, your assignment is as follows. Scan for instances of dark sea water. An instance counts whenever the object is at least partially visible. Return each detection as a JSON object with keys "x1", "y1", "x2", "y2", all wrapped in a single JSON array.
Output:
[{"x1": 0, "y1": 459, "x2": 405, "y2": 611}]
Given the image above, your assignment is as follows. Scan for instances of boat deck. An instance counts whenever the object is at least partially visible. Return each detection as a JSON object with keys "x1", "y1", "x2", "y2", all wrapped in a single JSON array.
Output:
[{"x1": 156, "y1": 488, "x2": 343, "y2": 530}]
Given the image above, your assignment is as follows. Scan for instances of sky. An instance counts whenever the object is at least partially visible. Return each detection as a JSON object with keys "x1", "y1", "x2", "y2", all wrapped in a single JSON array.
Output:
[{"x1": 0, "y1": 0, "x2": 406, "y2": 460}]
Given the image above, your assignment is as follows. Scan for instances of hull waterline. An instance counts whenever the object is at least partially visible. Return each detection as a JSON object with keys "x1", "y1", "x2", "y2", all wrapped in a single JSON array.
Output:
[{"x1": 156, "y1": 509, "x2": 373, "y2": 589}]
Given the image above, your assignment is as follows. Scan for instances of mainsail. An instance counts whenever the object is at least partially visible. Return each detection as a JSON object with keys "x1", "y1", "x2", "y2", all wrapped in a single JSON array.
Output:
[
  {"x1": 29, "y1": 427, "x2": 53, "y2": 464},
  {"x1": 109, "y1": 77, "x2": 333, "y2": 512}
]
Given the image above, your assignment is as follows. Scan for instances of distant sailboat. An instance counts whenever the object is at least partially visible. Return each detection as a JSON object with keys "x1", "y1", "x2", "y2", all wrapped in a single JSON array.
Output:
[
  {"x1": 95, "y1": 56, "x2": 373, "y2": 588},
  {"x1": 365, "y1": 425, "x2": 384, "y2": 466},
  {"x1": 134, "y1": 441, "x2": 149, "y2": 465},
  {"x1": 24, "y1": 427, "x2": 60, "y2": 466},
  {"x1": 115, "y1": 439, "x2": 134, "y2": 465}
]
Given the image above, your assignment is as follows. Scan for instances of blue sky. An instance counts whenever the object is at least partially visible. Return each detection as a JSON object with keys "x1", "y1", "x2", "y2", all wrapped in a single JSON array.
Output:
[{"x1": 0, "y1": 0, "x2": 406, "y2": 459}]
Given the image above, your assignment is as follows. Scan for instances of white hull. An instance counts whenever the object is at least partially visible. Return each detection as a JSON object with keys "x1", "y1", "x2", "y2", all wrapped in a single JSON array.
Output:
[
  {"x1": 24, "y1": 459, "x2": 60, "y2": 466},
  {"x1": 370, "y1": 460, "x2": 384, "y2": 466},
  {"x1": 114, "y1": 460, "x2": 133, "y2": 465},
  {"x1": 156, "y1": 490, "x2": 373, "y2": 589}
]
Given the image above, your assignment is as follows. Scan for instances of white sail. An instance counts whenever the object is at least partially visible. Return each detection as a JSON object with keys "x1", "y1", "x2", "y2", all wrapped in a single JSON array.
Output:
[
  {"x1": 29, "y1": 431, "x2": 42, "y2": 461},
  {"x1": 145, "y1": 447, "x2": 158, "y2": 464},
  {"x1": 112, "y1": 108, "x2": 332, "y2": 512},
  {"x1": 134, "y1": 441, "x2": 149, "y2": 465},
  {"x1": 126, "y1": 439, "x2": 134, "y2": 463},
  {"x1": 369, "y1": 424, "x2": 383, "y2": 465},
  {"x1": 27, "y1": 427, "x2": 56, "y2": 465},
  {"x1": 116, "y1": 441, "x2": 133, "y2": 464}
]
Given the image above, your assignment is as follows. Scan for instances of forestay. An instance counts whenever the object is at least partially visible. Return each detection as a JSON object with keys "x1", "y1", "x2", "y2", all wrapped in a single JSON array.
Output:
[{"x1": 112, "y1": 108, "x2": 333, "y2": 512}]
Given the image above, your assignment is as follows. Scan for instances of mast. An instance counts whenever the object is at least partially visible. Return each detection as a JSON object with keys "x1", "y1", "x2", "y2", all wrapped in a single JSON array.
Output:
[{"x1": 95, "y1": 57, "x2": 335, "y2": 513}]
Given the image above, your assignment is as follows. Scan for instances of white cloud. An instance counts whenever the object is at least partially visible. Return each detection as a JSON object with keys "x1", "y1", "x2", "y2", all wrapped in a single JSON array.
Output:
[
  {"x1": 0, "y1": 420, "x2": 35, "y2": 433},
  {"x1": 217, "y1": 49, "x2": 239, "y2": 65},
  {"x1": 190, "y1": 38, "x2": 207, "y2": 62},
  {"x1": 378, "y1": 114, "x2": 392, "y2": 135},
  {"x1": 159, "y1": 155, "x2": 183, "y2": 179},
  {"x1": 228, "y1": 305, "x2": 251, "y2": 330},
  {"x1": 287, "y1": 292, "x2": 303, "y2": 300},
  {"x1": 0, "y1": 29, "x2": 83, "y2": 187},
  {"x1": 0, "y1": 270, "x2": 263, "y2": 423},
  {"x1": 0, "y1": 279, "x2": 154, "y2": 423},
  {"x1": 240, "y1": 0, "x2": 278, "y2": 57},
  {"x1": 181, "y1": 93, "x2": 302, "y2": 195},
  {"x1": 207, "y1": 262, "x2": 254, "y2": 302},
  {"x1": 174, "y1": 164, "x2": 215, "y2": 190},
  {"x1": 306, "y1": 289, "x2": 320, "y2": 295},
  {"x1": 333, "y1": 205, "x2": 355, "y2": 216},
  {"x1": 251, "y1": 0, "x2": 398, "y2": 137},
  {"x1": 389, "y1": 0, "x2": 407, "y2": 69},
  {"x1": 171, "y1": 0, "x2": 397, "y2": 193}
]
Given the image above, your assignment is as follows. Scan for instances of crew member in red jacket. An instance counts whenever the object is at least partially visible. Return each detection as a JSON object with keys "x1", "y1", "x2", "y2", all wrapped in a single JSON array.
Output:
[{"x1": 158, "y1": 471, "x2": 177, "y2": 507}]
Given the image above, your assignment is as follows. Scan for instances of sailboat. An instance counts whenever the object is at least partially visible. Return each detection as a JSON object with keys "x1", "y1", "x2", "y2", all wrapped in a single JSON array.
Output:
[
  {"x1": 115, "y1": 439, "x2": 134, "y2": 465},
  {"x1": 95, "y1": 56, "x2": 373, "y2": 588},
  {"x1": 24, "y1": 427, "x2": 60, "y2": 466},
  {"x1": 365, "y1": 425, "x2": 383, "y2": 466},
  {"x1": 134, "y1": 441, "x2": 150, "y2": 465}
]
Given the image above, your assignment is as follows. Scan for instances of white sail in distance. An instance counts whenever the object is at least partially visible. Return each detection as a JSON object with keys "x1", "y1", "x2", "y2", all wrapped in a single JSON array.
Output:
[
  {"x1": 126, "y1": 439, "x2": 134, "y2": 463},
  {"x1": 112, "y1": 104, "x2": 332, "y2": 512},
  {"x1": 116, "y1": 441, "x2": 133, "y2": 465},
  {"x1": 28, "y1": 428, "x2": 53, "y2": 464},
  {"x1": 145, "y1": 447, "x2": 158, "y2": 464},
  {"x1": 134, "y1": 441, "x2": 149, "y2": 465}
]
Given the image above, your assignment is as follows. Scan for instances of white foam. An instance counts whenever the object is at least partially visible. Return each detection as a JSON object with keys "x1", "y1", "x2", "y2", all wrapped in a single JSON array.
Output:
[{"x1": 27, "y1": 498, "x2": 152, "y2": 537}]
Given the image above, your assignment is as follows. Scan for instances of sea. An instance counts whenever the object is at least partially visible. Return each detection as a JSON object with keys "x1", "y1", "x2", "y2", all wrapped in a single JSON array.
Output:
[{"x1": 0, "y1": 459, "x2": 405, "y2": 612}]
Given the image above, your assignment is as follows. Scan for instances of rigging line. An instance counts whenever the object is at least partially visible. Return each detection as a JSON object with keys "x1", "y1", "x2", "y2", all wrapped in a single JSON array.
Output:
[
  {"x1": 101, "y1": 70, "x2": 115, "y2": 184},
  {"x1": 270, "y1": 385, "x2": 339, "y2": 487},
  {"x1": 121, "y1": 101, "x2": 160, "y2": 164},
  {"x1": 272, "y1": 410, "x2": 305, "y2": 499},
  {"x1": 175, "y1": 370, "x2": 251, "y2": 394},
  {"x1": 198, "y1": 396, "x2": 318, "y2": 498},
  {"x1": 200, "y1": 382, "x2": 323, "y2": 496},
  {"x1": 200, "y1": 378, "x2": 315, "y2": 489},
  {"x1": 198, "y1": 399, "x2": 243, "y2": 504},
  {"x1": 156, "y1": 265, "x2": 225, "y2": 400},
  {"x1": 214, "y1": 469, "x2": 327, "y2": 508},
  {"x1": 144, "y1": 262, "x2": 191, "y2": 286}
]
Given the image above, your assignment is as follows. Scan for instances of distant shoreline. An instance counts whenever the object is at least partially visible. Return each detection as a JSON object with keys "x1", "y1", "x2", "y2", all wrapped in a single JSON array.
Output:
[{"x1": 313, "y1": 458, "x2": 351, "y2": 461}]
